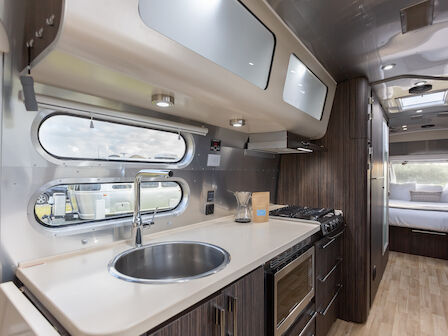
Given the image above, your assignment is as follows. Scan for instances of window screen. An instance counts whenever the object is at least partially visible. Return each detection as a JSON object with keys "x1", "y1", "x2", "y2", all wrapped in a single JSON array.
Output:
[{"x1": 38, "y1": 115, "x2": 187, "y2": 163}]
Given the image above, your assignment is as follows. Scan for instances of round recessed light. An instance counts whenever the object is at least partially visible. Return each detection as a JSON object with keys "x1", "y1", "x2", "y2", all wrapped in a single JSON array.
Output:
[
  {"x1": 151, "y1": 94, "x2": 174, "y2": 108},
  {"x1": 248, "y1": 62, "x2": 254, "y2": 66},
  {"x1": 381, "y1": 64, "x2": 395, "y2": 71},
  {"x1": 414, "y1": 81, "x2": 427, "y2": 86},
  {"x1": 229, "y1": 118, "x2": 246, "y2": 127},
  {"x1": 416, "y1": 109, "x2": 423, "y2": 113}
]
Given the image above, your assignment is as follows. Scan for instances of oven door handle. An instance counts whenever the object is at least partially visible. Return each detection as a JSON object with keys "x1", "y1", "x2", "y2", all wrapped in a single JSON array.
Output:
[{"x1": 298, "y1": 312, "x2": 317, "y2": 336}]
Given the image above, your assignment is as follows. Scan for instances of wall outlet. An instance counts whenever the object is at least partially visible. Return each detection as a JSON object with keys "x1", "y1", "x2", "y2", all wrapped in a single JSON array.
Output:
[{"x1": 205, "y1": 203, "x2": 214, "y2": 215}]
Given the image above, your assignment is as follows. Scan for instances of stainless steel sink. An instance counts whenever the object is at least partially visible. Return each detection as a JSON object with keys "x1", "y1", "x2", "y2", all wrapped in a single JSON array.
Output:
[{"x1": 108, "y1": 241, "x2": 230, "y2": 284}]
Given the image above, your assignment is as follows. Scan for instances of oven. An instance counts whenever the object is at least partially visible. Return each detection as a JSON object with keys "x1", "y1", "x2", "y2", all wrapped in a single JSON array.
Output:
[{"x1": 265, "y1": 242, "x2": 315, "y2": 336}]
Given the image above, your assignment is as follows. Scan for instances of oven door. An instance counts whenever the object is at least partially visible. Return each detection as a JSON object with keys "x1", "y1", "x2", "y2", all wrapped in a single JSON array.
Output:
[{"x1": 274, "y1": 246, "x2": 315, "y2": 336}]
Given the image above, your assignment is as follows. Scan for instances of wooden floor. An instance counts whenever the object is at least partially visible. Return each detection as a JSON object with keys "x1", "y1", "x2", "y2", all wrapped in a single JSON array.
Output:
[{"x1": 328, "y1": 251, "x2": 448, "y2": 336}]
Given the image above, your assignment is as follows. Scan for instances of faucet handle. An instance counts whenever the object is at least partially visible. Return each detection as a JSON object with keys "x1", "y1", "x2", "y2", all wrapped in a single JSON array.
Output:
[{"x1": 142, "y1": 208, "x2": 159, "y2": 227}]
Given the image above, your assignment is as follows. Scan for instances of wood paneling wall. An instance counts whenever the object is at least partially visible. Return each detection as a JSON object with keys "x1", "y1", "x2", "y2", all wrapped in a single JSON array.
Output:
[{"x1": 277, "y1": 78, "x2": 370, "y2": 323}]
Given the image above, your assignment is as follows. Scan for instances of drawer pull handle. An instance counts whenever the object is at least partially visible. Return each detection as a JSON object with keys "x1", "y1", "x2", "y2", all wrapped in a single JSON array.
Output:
[
  {"x1": 327, "y1": 228, "x2": 345, "y2": 240},
  {"x1": 227, "y1": 296, "x2": 238, "y2": 336},
  {"x1": 320, "y1": 285, "x2": 342, "y2": 316},
  {"x1": 299, "y1": 312, "x2": 317, "y2": 336},
  {"x1": 321, "y1": 229, "x2": 345, "y2": 249},
  {"x1": 298, "y1": 312, "x2": 317, "y2": 336},
  {"x1": 214, "y1": 306, "x2": 226, "y2": 336},
  {"x1": 411, "y1": 229, "x2": 446, "y2": 236},
  {"x1": 318, "y1": 258, "x2": 342, "y2": 283}
]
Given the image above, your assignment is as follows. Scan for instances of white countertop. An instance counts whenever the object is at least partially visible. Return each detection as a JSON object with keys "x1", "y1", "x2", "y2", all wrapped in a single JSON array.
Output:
[{"x1": 16, "y1": 215, "x2": 320, "y2": 336}]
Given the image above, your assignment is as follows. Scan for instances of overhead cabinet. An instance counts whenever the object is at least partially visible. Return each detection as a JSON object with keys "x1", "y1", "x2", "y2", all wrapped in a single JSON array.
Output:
[{"x1": 20, "y1": 0, "x2": 336, "y2": 139}]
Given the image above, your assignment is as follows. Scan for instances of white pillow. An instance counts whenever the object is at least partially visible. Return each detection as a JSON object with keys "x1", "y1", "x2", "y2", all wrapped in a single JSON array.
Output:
[
  {"x1": 441, "y1": 184, "x2": 448, "y2": 203},
  {"x1": 416, "y1": 184, "x2": 443, "y2": 192},
  {"x1": 389, "y1": 183, "x2": 416, "y2": 201}
]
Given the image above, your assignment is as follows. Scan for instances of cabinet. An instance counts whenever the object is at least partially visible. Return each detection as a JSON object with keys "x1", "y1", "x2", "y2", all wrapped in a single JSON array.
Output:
[
  {"x1": 147, "y1": 267, "x2": 264, "y2": 336},
  {"x1": 315, "y1": 229, "x2": 344, "y2": 336}
]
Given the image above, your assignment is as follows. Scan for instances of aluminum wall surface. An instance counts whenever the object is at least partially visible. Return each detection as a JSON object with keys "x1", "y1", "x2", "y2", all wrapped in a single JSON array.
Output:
[{"x1": 0, "y1": 2, "x2": 279, "y2": 281}]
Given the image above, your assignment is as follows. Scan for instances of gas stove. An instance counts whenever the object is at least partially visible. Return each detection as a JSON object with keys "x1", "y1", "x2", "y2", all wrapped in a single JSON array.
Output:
[{"x1": 269, "y1": 205, "x2": 344, "y2": 236}]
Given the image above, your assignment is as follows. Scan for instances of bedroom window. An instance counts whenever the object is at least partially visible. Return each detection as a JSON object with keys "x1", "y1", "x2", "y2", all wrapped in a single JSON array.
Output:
[
  {"x1": 391, "y1": 161, "x2": 448, "y2": 185},
  {"x1": 38, "y1": 114, "x2": 187, "y2": 163},
  {"x1": 34, "y1": 181, "x2": 183, "y2": 227}
]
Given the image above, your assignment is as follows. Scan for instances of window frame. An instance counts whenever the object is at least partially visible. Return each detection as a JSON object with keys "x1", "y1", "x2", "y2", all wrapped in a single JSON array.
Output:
[
  {"x1": 31, "y1": 110, "x2": 196, "y2": 169},
  {"x1": 28, "y1": 177, "x2": 190, "y2": 235}
]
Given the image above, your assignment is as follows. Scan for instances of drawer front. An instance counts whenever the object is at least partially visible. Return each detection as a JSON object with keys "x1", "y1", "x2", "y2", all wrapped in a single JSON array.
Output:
[
  {"x1": 283, "y1": 302, "x2": 316, "y2": 336},
  {"x1": 316, "y1": 286, "x2": 341, "y2": 336},
  {"x1": 315, "y1": 259, "x2": 341, "y2": 313},
  {"x1": 315, "y1": 230, "x2": 343, "y2": 278}
]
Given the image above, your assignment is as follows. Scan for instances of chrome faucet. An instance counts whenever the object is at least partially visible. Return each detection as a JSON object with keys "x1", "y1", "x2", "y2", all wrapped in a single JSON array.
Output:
[{"x1": 131, "y1": 169, "x2": 173, "y2": 247}]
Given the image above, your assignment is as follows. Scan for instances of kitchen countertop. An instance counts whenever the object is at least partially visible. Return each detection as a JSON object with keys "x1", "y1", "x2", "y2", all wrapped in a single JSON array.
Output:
[{"x1": 16, "y1": 215, "x2": 320, "y2": 336}]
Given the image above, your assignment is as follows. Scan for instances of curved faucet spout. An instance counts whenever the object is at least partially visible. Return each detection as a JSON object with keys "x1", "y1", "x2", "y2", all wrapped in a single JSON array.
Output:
[{"x1": 131, "y1": 170, "x2": 173, "y2": 247}]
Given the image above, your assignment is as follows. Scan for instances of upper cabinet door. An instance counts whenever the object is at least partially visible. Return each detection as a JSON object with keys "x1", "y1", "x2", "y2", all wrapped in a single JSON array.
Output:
[
  {"x1": 283, "y1": 54, "x2": 328, "y2": 120},
  {"x1": 138, "y1": 0, "x2": 275, "y2": 89}
]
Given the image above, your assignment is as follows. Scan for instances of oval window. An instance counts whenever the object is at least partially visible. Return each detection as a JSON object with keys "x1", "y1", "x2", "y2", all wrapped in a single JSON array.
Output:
[
  {"x1": 35, "y1": 181, "x2": 183, "y2": 227},
  {"x1": 38, "y1": 115, "x2": 187, "y2": 163}
]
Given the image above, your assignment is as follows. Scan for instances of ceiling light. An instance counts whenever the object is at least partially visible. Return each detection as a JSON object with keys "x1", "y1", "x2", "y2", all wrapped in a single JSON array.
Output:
[
  {"x1": 249, "y1": 62, "x2": 254, "y2": 66},
  {"x1": 414, "y1": 81, "x2": 427, "y2": 86},
  {"x1": 416, "y1": 109, "x2": 423, "y2": 113},
  {"x1": 381, "y1": 64, "x2": 395, "y2": 71},
  {"x1": 402, "y1": 125, "x2": 407, "y2": 128},
  {"x1": 229, "y1": 118, "x2": 245, "y2": 127},
  {"x1": 151, "y1": 94, "x2": 174, "y2": 108}
]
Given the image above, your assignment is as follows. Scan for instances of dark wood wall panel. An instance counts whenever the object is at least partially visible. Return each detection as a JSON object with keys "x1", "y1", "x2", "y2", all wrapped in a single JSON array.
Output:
[{"x1": 277, "y1": 78, "x2": 370, "y2": 323}]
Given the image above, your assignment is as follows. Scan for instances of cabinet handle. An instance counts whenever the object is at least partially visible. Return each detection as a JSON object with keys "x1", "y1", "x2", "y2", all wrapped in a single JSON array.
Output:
[
  {"x1": 227, "y1": 296, "x2": 238, "y2": 336},
  {"x1": 321, "y1": 229, "x2": 345, "y2": 249},
  {"x1": 319, "y1": 285, "x2": 342, "y2": 316},
  {"x1": 318, "y1": 258, "x2": 342, "y2": 283},
  {"x1": 298, "y1": 312, "x2": 317, "y2": 336},
  {"x1": 214, "y1": 306, "x2": 226, "y2": 336}
]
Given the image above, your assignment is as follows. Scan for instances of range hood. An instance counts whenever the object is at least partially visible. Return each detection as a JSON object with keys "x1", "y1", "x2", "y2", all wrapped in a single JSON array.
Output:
[
  {"x1": 17, "y1": 0, "x2": 336, "y2": 139},
  {"x1": 247, "y1": 131, "x2": 325, "y2": 154}
]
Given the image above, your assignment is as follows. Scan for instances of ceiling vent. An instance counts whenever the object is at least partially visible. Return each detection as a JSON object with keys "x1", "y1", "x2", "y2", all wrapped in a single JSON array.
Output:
[
  {"x1": 400, "y1": 0, "x2": 434, "y2": 34},
  {"x1": 409, "y1": 83, "x2": 432, "y2": 94}
]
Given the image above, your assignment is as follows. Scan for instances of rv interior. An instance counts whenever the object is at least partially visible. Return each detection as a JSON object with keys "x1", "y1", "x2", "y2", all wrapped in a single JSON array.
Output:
[{"x1": 1, "y1": 0, "x2": 448, "y2": 335}]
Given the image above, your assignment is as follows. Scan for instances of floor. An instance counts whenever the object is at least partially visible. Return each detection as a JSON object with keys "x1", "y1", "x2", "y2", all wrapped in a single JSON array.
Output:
[{"x1": 328, "y1": 251, "x2": 448, "y2": 336}]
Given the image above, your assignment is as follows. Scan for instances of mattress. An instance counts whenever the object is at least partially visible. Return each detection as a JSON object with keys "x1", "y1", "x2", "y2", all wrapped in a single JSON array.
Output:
[
  {"x1": 389, "y1": 206, "x2": 448, "y2": 232},
  {"x1": 389, "y1": 199, "x2": 448, "y2": 212}
]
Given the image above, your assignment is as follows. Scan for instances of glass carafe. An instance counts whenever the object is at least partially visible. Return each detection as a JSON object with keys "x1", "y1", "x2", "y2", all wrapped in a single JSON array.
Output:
[{"x1": 233, "y1": 191, "x2": 252, "y2": 223}]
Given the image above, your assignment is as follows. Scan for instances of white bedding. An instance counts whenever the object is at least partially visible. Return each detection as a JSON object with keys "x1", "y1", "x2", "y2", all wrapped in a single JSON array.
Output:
[
  {"x1": 389, "y1": 201, "x2": 448, "y2": 232},
  {"x1": 389, "y1": 199, "x2": 448, "y2": 212}
]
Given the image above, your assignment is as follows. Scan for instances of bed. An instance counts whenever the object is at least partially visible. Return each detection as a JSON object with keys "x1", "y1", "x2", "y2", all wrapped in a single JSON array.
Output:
[{"x1": 388, "y1": 183, "x2": 448, "y2": 259}]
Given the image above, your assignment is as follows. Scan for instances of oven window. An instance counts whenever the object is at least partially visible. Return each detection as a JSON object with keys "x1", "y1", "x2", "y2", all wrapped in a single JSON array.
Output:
[{"x1": 277, "y1": 253, "x2": 313, "y2": 325}]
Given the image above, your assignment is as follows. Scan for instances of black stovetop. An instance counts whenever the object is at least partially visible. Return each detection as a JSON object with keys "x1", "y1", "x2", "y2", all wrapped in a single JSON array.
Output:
[{"x1": 269, "y1": 205, "x2": 334, "y2": 221}]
